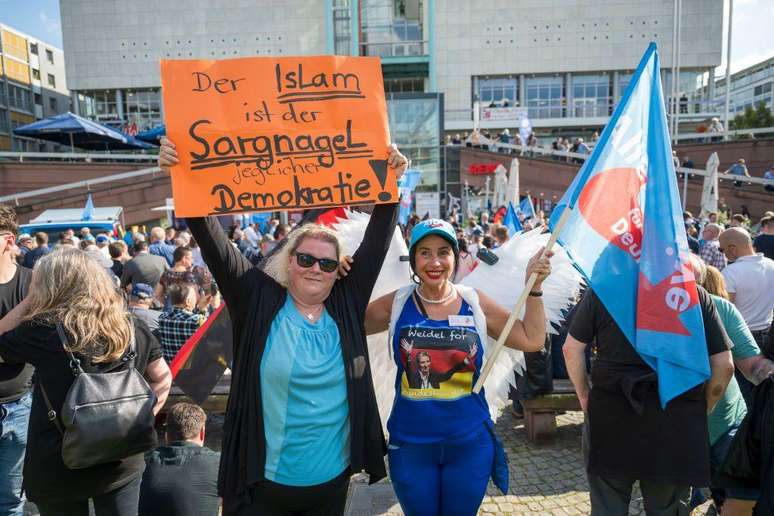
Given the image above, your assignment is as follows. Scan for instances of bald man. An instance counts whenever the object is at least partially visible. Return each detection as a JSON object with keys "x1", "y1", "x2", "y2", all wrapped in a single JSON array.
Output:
[
  {"x1": 700, "y1": 223, "x2": 727, "y2": 270},
  {"x1": 719, "y1": 227, "x2": 774, "y2": 357}
]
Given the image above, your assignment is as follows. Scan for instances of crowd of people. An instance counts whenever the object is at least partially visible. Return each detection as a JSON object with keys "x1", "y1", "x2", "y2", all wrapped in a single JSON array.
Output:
[{"x1": 0, "y1": 133, "x2": 771, "y2": 515}]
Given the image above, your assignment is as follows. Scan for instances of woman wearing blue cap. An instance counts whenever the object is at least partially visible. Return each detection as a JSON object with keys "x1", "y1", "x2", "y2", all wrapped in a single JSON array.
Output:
[{"x1": 365, "y1": 218, "x2": 552, "y2": 516}]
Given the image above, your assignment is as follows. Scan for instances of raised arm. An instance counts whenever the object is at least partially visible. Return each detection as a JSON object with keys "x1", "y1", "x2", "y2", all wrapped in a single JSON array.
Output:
[
  {"x1": 343, "y1": 144, "x2": 407, "y2": 310},
  {"x1": 365, "y1": 290, "x2": 396, "y2": 335}
]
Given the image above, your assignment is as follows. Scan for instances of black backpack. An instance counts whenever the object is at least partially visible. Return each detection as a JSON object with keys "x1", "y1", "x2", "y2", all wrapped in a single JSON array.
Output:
[{"x1": 39, "y1": 324, "x2": 158, "y2": 469}]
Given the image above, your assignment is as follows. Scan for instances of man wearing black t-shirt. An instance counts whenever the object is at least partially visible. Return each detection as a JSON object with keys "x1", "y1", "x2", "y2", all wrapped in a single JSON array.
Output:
[
  {"x1": 563, "y1": 287, "x2": 734, "y2": 515},
  {"x1": 753, "y1": 216, "x2": 774, "y2": 261},
  {"x1": 0, "y1": 205, "x2": 33, "y2": 516},
  {"x1": 139, "y1": 403, "x2": 220, "y2": 516}
]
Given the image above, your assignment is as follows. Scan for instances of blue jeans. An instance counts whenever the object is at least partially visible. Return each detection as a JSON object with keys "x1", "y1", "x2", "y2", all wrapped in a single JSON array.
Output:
[
  {"x1": 0, "y1": 392, "x2": 32, "y2": 516},
  {"x1": 387, "y1": 426, "x2": 494, "y2": 516}
]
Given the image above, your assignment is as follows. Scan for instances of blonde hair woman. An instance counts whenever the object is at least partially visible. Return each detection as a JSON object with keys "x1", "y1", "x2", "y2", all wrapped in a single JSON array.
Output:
[
  {"x1": 159, "y1": 137, "x2": 407, "y2": 515},
  {"x1": 0, "y1": 248, "x2": 171, "y2": 516}
]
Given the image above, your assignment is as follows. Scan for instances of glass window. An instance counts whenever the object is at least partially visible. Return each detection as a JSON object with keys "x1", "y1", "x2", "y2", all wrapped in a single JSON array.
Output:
[
  {"x1": 29, "y1": 43, "x2": 38, "y2": 55},
  {"x1": 46, "y1": 49, "x2": 54, "y2": 64},
  {"x1": 0, "y1": 109, "x2": 8, "y2": 133},
  {"x1": 477, "y1": 77, "x2": 518, "y2": 106},
  {"x1": 8, "y1": 85, "x2": 32, "y2": 112},
  {"x1": 384, "y1": 77, "x2": 424, "y2": 93},
  {"x1": 360, "y1": 0, "x2": 425, "y2": 57},
  {"x1": 525, "y1": 76, "x2": 564, "y2": 118},
  {"x1": 32, "y1": 68, "x2": 40, "y2": 80},
  {"x1": 572, "y1": 73, "x2": 610, "y2": 117},
  {"x1": 332, "y1": 0, "x2": 351, "y2": 55},
  {"x1": 49, "y1": 97, "x2": 57, "y2": 111},
  {"x1": 47, "y1": 74, "x2": 56, "y2": 88},
  {"x1": 387, "y1": 94, "x2": 441, "y2": 192},
  {"x1": 34, "y1": 93, "x2": 42, "y2": 105}
]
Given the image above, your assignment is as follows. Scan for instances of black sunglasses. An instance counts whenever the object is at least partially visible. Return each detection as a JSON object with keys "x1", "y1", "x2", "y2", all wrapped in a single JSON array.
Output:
[{"x1": 294, "y1": 252, "x2": 338, "y2": 273}]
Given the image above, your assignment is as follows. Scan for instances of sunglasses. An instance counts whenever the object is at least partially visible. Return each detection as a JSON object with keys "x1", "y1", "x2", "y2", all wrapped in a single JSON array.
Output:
[{"x1": 294, "y1": 252, "x2": 338, "y2": 273}]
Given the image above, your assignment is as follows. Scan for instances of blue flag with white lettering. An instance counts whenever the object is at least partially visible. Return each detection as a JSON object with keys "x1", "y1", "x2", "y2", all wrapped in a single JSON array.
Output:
[
  {"x1": 549, "y1": 43, "x2": 708, "y2": 407},
  {"x1": 503, "y1": 202, "x2": 522, "y2": 236}
]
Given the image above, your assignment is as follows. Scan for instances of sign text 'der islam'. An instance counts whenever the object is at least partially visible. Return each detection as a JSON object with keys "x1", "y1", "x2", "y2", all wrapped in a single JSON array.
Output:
[{"x1": 160, "y1": 56, "x2": 397, "y2": 217}]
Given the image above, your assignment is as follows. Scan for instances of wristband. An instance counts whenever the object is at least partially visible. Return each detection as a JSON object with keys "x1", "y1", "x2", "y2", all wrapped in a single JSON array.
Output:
[{"x1": 528, "y1": 290, "x2": 543, "y2": 297}]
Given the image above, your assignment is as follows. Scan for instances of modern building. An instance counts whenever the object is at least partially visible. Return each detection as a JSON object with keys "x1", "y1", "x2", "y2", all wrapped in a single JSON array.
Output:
[
  {"x1": 0, "y1": 23, "x2": 70, "y2": 151},
  {"x1": 714, "y1": 55, "x2": 774, "y2": 118},
  {"x1": 60, "y1": 0, "x2": 725, "y2": 209}
]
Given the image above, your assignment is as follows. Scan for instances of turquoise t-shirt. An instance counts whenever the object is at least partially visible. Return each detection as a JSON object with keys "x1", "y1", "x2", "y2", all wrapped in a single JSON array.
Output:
[
  {"x1": 707, "y1": 295, "x2": 760, "y2": 445},
  {"x1": 260, "y1": 296, "x2": 350, "y2": 486}
]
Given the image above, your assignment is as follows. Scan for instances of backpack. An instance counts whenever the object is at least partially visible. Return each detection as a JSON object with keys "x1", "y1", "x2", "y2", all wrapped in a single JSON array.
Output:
[{"x1": 39, "y1": 324, "x2": 158, "y2": 469}]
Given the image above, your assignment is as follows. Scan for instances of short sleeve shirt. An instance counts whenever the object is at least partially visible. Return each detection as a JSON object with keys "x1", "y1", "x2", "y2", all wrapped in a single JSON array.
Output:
[{"x1": 722, "y1": 254, "x2": 774, "y2": 331}]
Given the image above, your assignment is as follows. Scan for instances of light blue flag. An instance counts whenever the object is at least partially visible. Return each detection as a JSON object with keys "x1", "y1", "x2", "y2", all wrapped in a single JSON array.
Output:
[
  {"x1": 548, "y1": 43, "x2": 708, "y2": 407},
  {"x1": 81, "y1": 194, "x2": 95, "y2": 221},
  {"x1": 503, "y1": 202, "x2": 522, "y2": 236},
  {"x1": 517, "y1": 196, "x2": 535, "y2": 220}
]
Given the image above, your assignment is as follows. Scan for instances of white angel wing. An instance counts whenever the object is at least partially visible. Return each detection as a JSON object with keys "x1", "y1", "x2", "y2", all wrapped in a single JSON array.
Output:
[
  {"x1": 333, "y1": 211, "x2": 408, "y2": 429},
  {"x1": 460, "y1": 227, "x2": 583, "y2": 421}
]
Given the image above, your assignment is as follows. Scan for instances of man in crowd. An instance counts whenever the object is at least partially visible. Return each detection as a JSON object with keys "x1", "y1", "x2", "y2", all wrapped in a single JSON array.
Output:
[
  {"x1": 95, "y1": 234, "x2": 111, "y2": 259},
  {"x1": 764, "y1": 165, "x2": 774, "y2": 192},
  {"x1": 0, "y1": 205, "x2": 33, "y2": 515},
  {"x1": 720, "y1": 227, "x2": 774, "y2": 357},
  {"x1": 725, "y1": 158, "x2": 750, "y2": 188},
  {"x1": 121, "y1": 240, "x2": 168, "y2": 292},
  {"x1": 22, "y1": 232, "x2": 49, "y2": 269},
  {"x1": 139, "y1": 402, "x2": 220, "y2": 516},
  {"x1": 493, "y1": 225, "x2": 509, "y2": 248},
  {"x1": 158, "y1": 283, "x2": 206, "y2": 362},
  {"x1": 699, "y1": 223, "x2": 727, "y2": 270},
  {"x1": 149, "y1": 226, "x2": 176, "y2": 266},
  {"x1": 14, "y1": 234, "x2": 33, "y2": 266},
  {"x1": 563, "y1": 285, "x2": 733, "y2": 514},
  {"x1": 243, "y1": 221, "x2": 262, "y2": 248},
  {"x1": 164, "y1": 226, "x2": 177, "y2": 246},
  {"x1": 753, "y1": 216, "x2": 774, "y2": 260},
  {"x1": 108, "y1": 240, "x2": 130, "y2": 279},
  {"x1": 479, "y1": 212, "x2": 491, "y2": 234},
  {"x1": 129, "y1": 283, "x2": 161, "y2": 335}
]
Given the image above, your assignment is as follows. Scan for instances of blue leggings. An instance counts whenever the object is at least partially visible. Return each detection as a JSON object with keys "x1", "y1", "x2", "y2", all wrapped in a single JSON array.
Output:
[{"x1": 388, "y1": 426, "x2": 494, "y2": 516}]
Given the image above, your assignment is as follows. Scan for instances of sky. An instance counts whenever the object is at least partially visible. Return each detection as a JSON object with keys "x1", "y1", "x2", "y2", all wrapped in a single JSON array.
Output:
[{"x1": 1, "y1": 0, "x2": 772, "y2": 75}]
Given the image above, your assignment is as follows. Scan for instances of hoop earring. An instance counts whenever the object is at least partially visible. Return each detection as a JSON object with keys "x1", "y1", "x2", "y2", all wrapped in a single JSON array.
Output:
[{"x1": 411, "y1": 272, "x2": 420, "y2": 284}]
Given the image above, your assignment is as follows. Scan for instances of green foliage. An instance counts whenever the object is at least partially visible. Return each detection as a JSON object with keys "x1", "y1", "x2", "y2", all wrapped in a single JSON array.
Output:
[{"x1": 730, "y1": 101, "x2": 774, "y2": 130}]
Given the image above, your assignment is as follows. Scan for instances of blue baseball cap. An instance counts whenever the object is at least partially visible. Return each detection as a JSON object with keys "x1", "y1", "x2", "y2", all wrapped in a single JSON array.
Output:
[
  {"x1": 409, "y1": 219, "x2": 459, "y2": 253},
  {"x1": 95, "y1": 235, "x2": 109, "y2": 244},
  {"x1": 131, "y1": 283, "x2": 154, "y2": 299}
]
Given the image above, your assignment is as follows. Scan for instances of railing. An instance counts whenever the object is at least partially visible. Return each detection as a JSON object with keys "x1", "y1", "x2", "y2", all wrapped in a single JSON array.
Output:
[
  {"x1": 360, "y1": 40, "x2": 428, "y2": 58},
  {"x1": 455, "y1": 141, "x2": 774, "y2": 189},
  {"x1": 0, "y1": 166, "x2": 165, "y2": 205},
  {"x1": 674, "y1": 126, "x2": 774, "y2": 142},
  {"x1": 0, "y1": 151, "x2": 158, "y2": 163}
]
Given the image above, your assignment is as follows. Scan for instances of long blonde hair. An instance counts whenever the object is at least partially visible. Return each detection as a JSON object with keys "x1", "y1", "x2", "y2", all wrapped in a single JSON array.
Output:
[
  {"x1": 263, "y1": 224, "x2": 341, "y2": 288},
  {"x1": 24, "y1": 248, "x2": 132, "y2": 363},
  {"x1": 703, "y1": 265, "x2": 730, "y2": 300}
]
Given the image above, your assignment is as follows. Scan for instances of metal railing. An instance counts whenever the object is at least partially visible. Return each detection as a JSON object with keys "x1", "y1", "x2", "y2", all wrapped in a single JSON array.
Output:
[
  {"x1": 0, "y1": 151, "x2": 158, "y2": 163},
  {"x1": 0, "y1": 166, "x2": 165, "y2": 205}
]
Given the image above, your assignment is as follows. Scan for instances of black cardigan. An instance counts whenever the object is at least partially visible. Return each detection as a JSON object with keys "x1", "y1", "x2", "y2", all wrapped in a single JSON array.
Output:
[{"x1": 186, "y1": 203, "x2": 396, "y2": 511}]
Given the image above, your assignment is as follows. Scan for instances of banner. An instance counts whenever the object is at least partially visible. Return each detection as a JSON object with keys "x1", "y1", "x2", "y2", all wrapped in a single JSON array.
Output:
[
  {"x1": 161, "y1": 56, "x2": 397, "y2": 217},
  {"x1": 480, "y1": 106, "x2": 528, "y2": 123}
]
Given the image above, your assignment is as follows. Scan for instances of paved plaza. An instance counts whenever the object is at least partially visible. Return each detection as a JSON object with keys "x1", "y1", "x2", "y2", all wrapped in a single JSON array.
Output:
[{"x1": 346, "y1": 410, "x2": 714, "y2": 516}]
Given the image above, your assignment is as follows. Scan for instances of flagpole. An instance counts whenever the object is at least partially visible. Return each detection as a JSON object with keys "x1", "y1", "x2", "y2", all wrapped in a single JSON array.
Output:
[
  {"x1": 473, "y1": 206, "x2": 572, "y2": 394},
  {"x1": 723, "y1": 0, "x2": 733, "y2": 141}
]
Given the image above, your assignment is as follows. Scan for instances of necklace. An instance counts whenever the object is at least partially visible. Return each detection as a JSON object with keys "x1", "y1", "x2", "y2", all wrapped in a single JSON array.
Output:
[
  {"x1": 291, "y1": 298, "x2": 323, "y2": 321},
  {"x1": 416, "y1": 284, "x2": 456, "y2": 304}
]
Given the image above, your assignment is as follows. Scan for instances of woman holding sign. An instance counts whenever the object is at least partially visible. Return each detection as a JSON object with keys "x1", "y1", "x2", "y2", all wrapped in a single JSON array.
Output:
[
  {"x1": 159, "y1": 138, "x2": 406, "y2": 515},
  {"x1": 364, "y1": 219, "x2": 552, "y2": 516}
]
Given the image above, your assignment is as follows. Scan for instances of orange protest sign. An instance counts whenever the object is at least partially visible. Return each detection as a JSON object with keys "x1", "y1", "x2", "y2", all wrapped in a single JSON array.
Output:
[{"x1": 160, "y1": 56, "x2": 396, "y2": 217}]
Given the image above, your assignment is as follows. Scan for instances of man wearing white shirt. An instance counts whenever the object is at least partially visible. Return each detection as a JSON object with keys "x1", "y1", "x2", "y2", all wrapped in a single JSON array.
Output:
[
  {"x1": 243, "y1": 223, "x2": 262, "y2": 248},
  {"x1": 719, "y1": 227, "x2": 774, "y2": 356}
]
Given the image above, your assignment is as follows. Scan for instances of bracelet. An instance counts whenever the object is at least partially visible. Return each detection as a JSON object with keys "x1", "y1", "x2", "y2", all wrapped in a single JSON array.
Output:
[{"x1": 528, "y1": 290, "x2": 543, "y2": 297}]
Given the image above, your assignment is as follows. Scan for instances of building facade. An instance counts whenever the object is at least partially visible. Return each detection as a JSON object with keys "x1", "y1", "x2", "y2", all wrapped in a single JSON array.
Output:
[
  {"x1": 0, "y1": 23, "x2": 70, "y2": 151},
  {"x1": 714, "y1": 56, "x2": 774, "y2": 118},
  {"x1": 60, "y1": 0, "x2": 725, "y2": 209}
]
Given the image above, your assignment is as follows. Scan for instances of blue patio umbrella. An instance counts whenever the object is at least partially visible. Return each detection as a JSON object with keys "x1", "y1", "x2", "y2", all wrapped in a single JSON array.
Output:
[
  {"x1": 13, "y1": 112, "x2": 155, "y2": 151},
  {"x1": 135, "y1": 125, "x2": 166, "y2": 143}
]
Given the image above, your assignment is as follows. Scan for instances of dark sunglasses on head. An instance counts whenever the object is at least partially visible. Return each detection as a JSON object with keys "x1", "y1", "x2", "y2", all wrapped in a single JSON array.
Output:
[{"x1": 294, "y1": 252, "x2": 338, "y2": 273}]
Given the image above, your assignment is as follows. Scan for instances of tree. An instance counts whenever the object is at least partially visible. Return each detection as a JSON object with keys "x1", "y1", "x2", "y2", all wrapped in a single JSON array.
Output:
[{"x1": 730, "y1": 101, "x2": 774, "y2": 130}]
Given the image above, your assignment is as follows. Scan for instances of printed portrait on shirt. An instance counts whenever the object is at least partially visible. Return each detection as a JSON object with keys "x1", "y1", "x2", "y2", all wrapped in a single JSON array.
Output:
[{"x1": 398, "y1": 326, "x2": 479, "y2": 401}]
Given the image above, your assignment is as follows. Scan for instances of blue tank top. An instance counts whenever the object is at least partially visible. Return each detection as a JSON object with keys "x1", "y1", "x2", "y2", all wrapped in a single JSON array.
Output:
[{"x1": 387, "y1": 295, "x2": 490, "y2": 443}]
